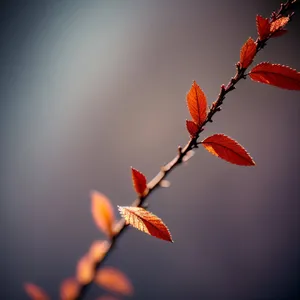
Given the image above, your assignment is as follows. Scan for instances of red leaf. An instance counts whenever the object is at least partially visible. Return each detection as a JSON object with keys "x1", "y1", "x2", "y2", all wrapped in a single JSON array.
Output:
[
  {"x1": 95, "y1": 267, "x2": 134, "y2": 296},
  {"x1": 186, "y1": 120, "x2": 200, "y2": 137},
  {"x1": 250, "y1": 62, "x2": 300, "y2": 90},
  {"x1": 60, "y1": 278, "x2": 80, "y2": 300},
  {"x1": 118, "y1": 206, "x2": 173, "y2": 242},
  {"x1": 270, "y1": 16, "x2": 289, "y2": 33},
  {"x1": 240, "y1": 37, "x2": 256, "y2": 69},
  {"x1": 186, "y1": 80, "x2": 207, "y2": 126},
  {"x1": 24, "y1": 283, "x2": 50, "y2": 300},
  {"x1": 256, "y1": 15, "x2": 270, "y2": 40},
  {"x1": 201, "y1": 134, "x2": 255, "y2": 166},
  {"x1": 91, "y1": 191, "x2": 115, "y2": 238},
  {"x1": 131, "y1": 167, "x2": 147, "y2": 196}
]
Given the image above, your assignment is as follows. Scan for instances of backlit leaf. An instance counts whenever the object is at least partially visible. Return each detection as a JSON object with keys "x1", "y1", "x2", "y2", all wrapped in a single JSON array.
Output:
[
  {"x1": 24, "y1": 283, "x2": 50, "y2": 300},
  {"x1": 60, "y1": 278, "x2": 80, "y2": 300},
  {"x1": 240, "y1": 37, "x2": 256, "y2": 69},
  {"x1": 88, "y1": 240, "x2": 110, "y2": 263},
  {"x1": 256, "y1": 15, "x2": 270, "y2": 40},
  {"x1": 95, "y1": 267, "x2": 133, "y2": 296},
  {"x1": 131, "y1": 167, "x2": 147, "y2": 196},
  {"x1": 118, "y1": 206, "x2": 173, "y2": 242},
  {"x1": 186, "y1": 120, "x2": 200, "y2": 137},
  {"x1": 201, "y1": 134, "x2": 255, "y2": 166},
  {"x1": 186, "y1": 80, "x2": 207, "y2": 126},
  {"x1": 91, "y1": 191, "x2": 115, "y2": 238},
  {"x1": 250, "y1": 62, "x2": 300, "y2": 90},
  {"x1": 76, "y1": 255, "x2": 94, "y2": 285},
  {"x1": 270, "y1": 16, "x2": 289, "y2": 33}
]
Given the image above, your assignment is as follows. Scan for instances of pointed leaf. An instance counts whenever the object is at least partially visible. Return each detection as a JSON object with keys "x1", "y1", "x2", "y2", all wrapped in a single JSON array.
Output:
[
  {"x1": 88, "y1": 240, "x2": 110, "y2": 263},
  {"x1": 60, "y1": 278, "x2": 80, "y2": 300},
  {"x1": 24, "y1": 283, "x2": 50, "y2": 300},
  {"x1": 76, "y1": 255, "x2": 95, "y2": 284},
  {"x1": 186, "y1": 80, "x2": 207, "y2": 126},
  {"x1": 270, "y1": 16, "x2": 289, "y2": 33},
  {"x1": 91, "y1": 191, "x2": 115, "y2": 238},
  {"x1": 186, "y1": 120, "x2": 200, "y2": 137},
  {"x1": 256, "y1": 15, "x2": 270, "y2": 40},
  {"x1": 201, "y1": 134, "x2": 255, "y2": 166},
  {"x1": 95, "y1": 267, "x2": 134, "y2": 296},
  {"x1": 118, "y1": 206, "x2": 173, "y2": 242},
  {"x1": 240, "y1": 37, "x2": 256, "y2": 69},
  {"x1": 131, "y1": 167, "x2": 147, "y2": 196},
  {"x1": 250, "y1": 62, "x2": 300, "y2": 90}
]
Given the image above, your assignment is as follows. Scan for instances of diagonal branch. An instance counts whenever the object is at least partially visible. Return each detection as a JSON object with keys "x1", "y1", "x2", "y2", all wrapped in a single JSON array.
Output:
[{"x1": 76, "y1": 1, "x2": 296, "y2": 299}]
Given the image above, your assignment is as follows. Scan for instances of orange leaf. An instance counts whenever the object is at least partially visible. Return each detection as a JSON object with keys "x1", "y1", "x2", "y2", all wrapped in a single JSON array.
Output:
[
  {"x1": 60, "y1": 278, "x2": 80, "y2": 300},
  {"x1": 91, "y1": 191, "x2": 115, "y2": 238},
  {"x1": 201, "y1": 134, "x2": 255, "y2": 166},
  {"x1": 95, "y1": 267, "x2": 133, "y2": 296},
  {"x1": 76, "y1": 255, "x2": 95, "y2": 285},
  {"x1": 131, "y1": 167, "x2": 147, "y2": 196},
  {"x1": 186, "y1": 80, "x2": 207, "y2": 126},
  {"x1": 24, "y1": 283, "x2": 50, "y2": 300},
  {"x1": 256, "y1": 15, "x2": 270, "y2": 40},
  {"x1": 186, "y1": 120, "x2": 199, "y2": 137},
  {"x1": 118, "y1": 206, "x2": 173, "y2": 242},
  {"x1": 270, "y1": 16, "x2": 289, "y2": 33},
  {"x1": 249, "y1": 62, "x2": 300, "y2": 90},
  {"x1": 88, "y1": 240, "x2": 110, "y2": 263},
  {"x1": 240, "y1": 37, "x2": 256, "y2": 69}
]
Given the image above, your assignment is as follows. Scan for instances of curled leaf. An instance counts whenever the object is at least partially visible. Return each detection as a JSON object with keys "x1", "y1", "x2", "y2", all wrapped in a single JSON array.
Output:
[
  {"x1": 186, "y1": 120, "x2": 200, "y2": 137},
  {"x1": 91, "y1": 191, "x2": 115, "y2": 238},
  {"x1": 24, "y1": 283, "x2": 50, "y2": 300},
  {"x1": 240, "y1": 37, "x2": 256, "y2": 69},
  {"x1": 131, "y1": 167, "x2": 147, "y2": 196},
  {"x1": 186, "y1": 80, "x2": 207, "y2": 126},
  {"x1": 250, "y1": 62, "x2": 300, "y2": 90},
  {"x1": 118, "y1": 206, "x2": 173, "y2": 242},
  {"x1": 60, "y1": 278, "x2": 80, "y2": 300},
  {"x1": 201, "y1": 134, "x2": 255, "y2": 166},
  {"x1": 256, "y1": 15, "x2": 270, "y2": 40},
  {"x1": 76, "y1": 255, "x2": 95, "y2": 285},
  {"x1": 88, "y1": 240, "x2": 110, "y2": 263},
  {"x1": 95, "y1": 267, "x2": 133, "y2": 296}
]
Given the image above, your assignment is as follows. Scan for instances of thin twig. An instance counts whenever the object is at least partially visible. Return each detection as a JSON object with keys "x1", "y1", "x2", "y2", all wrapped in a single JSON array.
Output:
[{"x1": 76, "y1": 1, "x2": 296, "y2": 299}]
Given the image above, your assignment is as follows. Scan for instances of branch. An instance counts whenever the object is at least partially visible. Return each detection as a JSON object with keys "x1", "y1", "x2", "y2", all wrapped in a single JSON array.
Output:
[{"x1": 72, "y1": 1, "x2": 296, "y2": 299}]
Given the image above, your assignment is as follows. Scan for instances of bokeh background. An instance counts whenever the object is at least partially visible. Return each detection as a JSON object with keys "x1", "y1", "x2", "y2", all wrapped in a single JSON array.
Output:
[{"x1": 1, "y1": 0, "x2": 300, "y2": 299}]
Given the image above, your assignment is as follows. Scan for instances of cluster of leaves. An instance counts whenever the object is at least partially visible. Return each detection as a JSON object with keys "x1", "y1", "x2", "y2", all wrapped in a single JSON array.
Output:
[{"x1": 24, "y1": 1, "x2": 300, "y2": 300}]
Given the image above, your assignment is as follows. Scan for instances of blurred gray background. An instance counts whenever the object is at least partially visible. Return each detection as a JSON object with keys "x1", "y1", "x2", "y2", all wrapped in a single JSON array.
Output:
[{"x1": 1, "y1": 0, "x2": 300, "y2": 299}]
